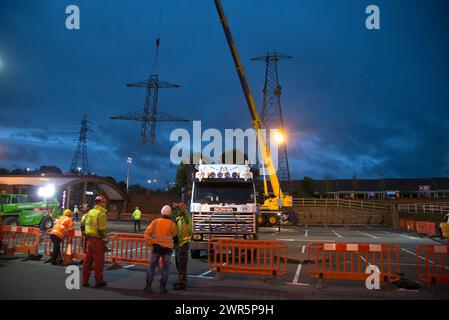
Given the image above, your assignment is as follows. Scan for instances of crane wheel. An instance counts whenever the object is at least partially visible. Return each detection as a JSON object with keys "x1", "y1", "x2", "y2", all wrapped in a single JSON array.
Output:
[
  {"x1": 268, "y1": 214, "x2": 279, "y2": 226},
  {"x1": 257, "y1": 215, "x2": 267, "y2": 227}
]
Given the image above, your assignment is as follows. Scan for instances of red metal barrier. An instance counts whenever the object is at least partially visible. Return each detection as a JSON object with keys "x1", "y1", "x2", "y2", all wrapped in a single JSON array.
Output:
[
  {"x1": 398, "y1": 219, "x2": 406, "y2": 229},
  {"x1": 1, "y1": 226, "x2": 42, "y2": 257},
  {"x1": 208, "y1": 239, "x2": 288, "y2": 277},
  {"x1": 417, "y1": 244, "x2": 449, "y2": 286},
  {"x1": 307, "y1": 242, "x2": 401, "y2": 283},
  {"x1": 415, "y1": 221, "x2": 436, "y2": 236}
]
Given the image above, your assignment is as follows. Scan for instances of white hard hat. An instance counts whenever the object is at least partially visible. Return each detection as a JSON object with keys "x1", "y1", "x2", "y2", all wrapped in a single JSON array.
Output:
[{"x1": 161, "y1": 205, "x2": 172, "y2": 216}]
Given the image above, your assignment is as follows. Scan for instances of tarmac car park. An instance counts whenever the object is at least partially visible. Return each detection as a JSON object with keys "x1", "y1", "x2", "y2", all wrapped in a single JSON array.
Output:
[{"x1": 1, "y1": 221, "x2": 448, "y2": 300}]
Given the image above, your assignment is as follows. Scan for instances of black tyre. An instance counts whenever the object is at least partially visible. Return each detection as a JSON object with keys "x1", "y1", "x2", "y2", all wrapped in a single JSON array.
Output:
[
  {"x1": 190, "y1": 249, "x2": 201, "y2": 259},
  {"x1": 268, "y1": 214, "x2": 279, "y2": 227},
  {"x1": 257, "y1": 214, "x2": 267, "y2": 227},
  {"x1": 3, "y1": 216, "x2": 19, "y2": 227},
  {"x1": 39, "y1": 216, "x2": 54, "y2": 231}
]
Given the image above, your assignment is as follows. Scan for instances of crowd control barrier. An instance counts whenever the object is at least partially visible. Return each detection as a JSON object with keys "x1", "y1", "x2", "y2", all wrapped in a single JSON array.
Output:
[
  {"x1": 307, "y1": 242, "x2": 401, "y2": 285},
  {"x1": 1, "y1": 226, "x2": 42, "y2": 257},
  {"x1": 208, "y1": 239, "x2": 288, "y2": 278},
  {"x1": 44, "y1": 230, "x2": 86, "y2": 264},
  {"x1": 107, "y1": 234, "x2": 151, "y2": 267},
  {"x1": 416, "y1": 244, "x2": 449, "y2": 287}
]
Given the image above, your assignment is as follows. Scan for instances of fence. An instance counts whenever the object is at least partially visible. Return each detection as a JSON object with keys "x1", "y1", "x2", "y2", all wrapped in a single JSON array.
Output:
[
  {"x1": 416, "y1": 245, "x2": 449, "y2": 286},
  {"x1": 108, "y1": 234, "x2": 150, "y2": 267},
  {"x1": 293, "y1": 198, "x2": 392, "y2": 213},
  {"x1": 0, "y1": 225, "x2": 42, "y2": 257},
  {"x1": 208, "y1": 239, "x2": 288, "y2": 278},
  {"x1": 398, "y1": 203, "x2": 449, "y2": 214},
  {"x1": 43, "y1": 230, "x2": 86, "y2": 264},
  {"x1": 307, "y1": 242, "x2": 401, "y2": 285}
]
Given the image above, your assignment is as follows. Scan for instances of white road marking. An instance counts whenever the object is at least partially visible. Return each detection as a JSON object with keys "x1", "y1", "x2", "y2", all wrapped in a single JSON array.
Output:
[
  {"x1": 301, "y1": 245, "x2": 306, "y2": 254},
  {"x1": 188, "y1": 275, "x2": 214, "y2": 279},
  {"x1": 278, "y1": 239, "x2": 295, "y2": 242},
  {"x1": 304, "y1": 230, "x2": 308, "y2": 237},
  {"x1": 287, "y1": 282, "x2": 310, "y2": 286},
  {"x1": 356, "y1": 231, "x2": 379, "y2": 239},
  {"x1": 122, "y1": 265, "x2": 135, "y2": 269},
  {"x1": 293, "y1": 264, "x2": 302, "y2": 283},
  {"x1": 360, "y1": 255, "x2": 372, "y2": 266},
  {"x1": 382, "y1": 231, "x2": 392, "y2": 234},
  {"x1": 401, "y1": 248, "x2": 427, "y2": 261},
  {"x1": 199, "y1": 269, "x2": 214, "y2": 277},
  {"x1": 333, "y1": 230, "x2": 343, "y2": 238},
  {"x1": 323, "y1": 225, "x2": 328, "y2": 228},
  {"x1": 398, "y1": 234, "x2": 420, "y2": 240}
]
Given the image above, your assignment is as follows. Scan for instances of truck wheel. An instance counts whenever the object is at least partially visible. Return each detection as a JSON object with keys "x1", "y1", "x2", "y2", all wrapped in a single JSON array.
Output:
[
  {"x1": 190, "y1": 249, "x2": 201, "y2": 259},
  {"x1": 39, "y1": 217, "x2": 54, "y2": 231},
  {"x1": 268, "y1": 214, "x2": 279, "y2": 227},
  {"x1": 257, "y1": 215, "x2": 267, "y2": 227},
  {"x1": 3, "y1": 217, "x2": 19, "y2": 227}
]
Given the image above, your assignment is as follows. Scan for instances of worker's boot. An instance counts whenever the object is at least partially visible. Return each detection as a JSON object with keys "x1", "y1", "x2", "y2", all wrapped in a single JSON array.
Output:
[
  {"x1": 143, "y1": 281, "x2": 152, "y2": 294},
  {"x1": 160, "y1": 282, "x2": 168, "y2": 294}
]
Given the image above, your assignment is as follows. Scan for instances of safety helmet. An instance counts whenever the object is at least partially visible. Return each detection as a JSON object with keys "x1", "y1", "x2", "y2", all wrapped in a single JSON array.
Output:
[
  {"x1": 94, "y1": 195, "x2": 107, "y2": 204},
  {"x1": 161, "y1": 205, "x2": 172, "y2": 216},
  {"x1": 63, "y1": 209, "x2": 72, "y2": 216}
]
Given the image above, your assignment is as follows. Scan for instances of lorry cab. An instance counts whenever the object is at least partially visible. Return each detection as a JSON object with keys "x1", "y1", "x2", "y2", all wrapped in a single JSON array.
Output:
[{"x1": 189, "y1": 163, "x2": 258, "y2": 258}]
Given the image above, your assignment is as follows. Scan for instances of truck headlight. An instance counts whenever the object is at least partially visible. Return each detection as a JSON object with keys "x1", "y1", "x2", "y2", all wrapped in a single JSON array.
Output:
[{"x1": 193, "y1": 234, "x2": 202, "y2": 240}]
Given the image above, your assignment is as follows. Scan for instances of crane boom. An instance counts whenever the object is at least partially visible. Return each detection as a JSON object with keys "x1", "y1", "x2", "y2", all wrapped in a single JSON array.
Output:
[{"x1": 213, "y1": 0, "x2": 292, "y2": 209}]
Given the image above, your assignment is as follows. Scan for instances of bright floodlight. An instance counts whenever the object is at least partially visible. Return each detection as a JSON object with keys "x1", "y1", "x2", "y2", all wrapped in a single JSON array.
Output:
[
  {"x1": 127, "y1": 157, "x2": 133, "y2": 164},
  {"x1": 38, "y1": 185, "x2": 56, "y2": 198},
  {"x1": 274, "y1": 131, "x2": 285, "y2": 144}
]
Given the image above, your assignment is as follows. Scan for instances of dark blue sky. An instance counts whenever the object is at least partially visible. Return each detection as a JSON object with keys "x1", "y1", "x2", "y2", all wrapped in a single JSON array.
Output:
[{"x1": 1, "y1": 0, "x2": 448, "y2": 188}]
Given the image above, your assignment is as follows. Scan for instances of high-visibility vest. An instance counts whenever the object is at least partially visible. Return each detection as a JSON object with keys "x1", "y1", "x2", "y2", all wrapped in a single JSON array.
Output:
[
  {"x1": 50, "y1": 216, "x2": 73, "y2": 240},
  {"x1": 84, "y1": 205, "x2": 108, "y2": 241},
  {"x1": 132, "y1": 209, "x2": 142, "y2": 220},
  {"x1": 144, "y1": 217, "x2": 177, "y2": 249},
  {"x1": 176, "y1": 210, "x2": 192, "y2": 246}
]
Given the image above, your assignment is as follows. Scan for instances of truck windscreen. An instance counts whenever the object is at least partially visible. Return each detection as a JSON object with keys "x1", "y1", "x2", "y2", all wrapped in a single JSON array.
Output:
[{"x1": 193, "y1": 182, "x2": 254, "y2": 204}]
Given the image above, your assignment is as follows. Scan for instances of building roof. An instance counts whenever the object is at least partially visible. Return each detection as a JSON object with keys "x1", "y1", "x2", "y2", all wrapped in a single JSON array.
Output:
[{"x1": 0, "y1": 176, "x2": 127, "y2": 201}]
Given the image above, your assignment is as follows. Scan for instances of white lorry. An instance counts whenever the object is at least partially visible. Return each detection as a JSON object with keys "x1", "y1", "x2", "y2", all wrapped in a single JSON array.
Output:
[{"x1": 189, "y1": 162, "x2": 258, "y2": 258}]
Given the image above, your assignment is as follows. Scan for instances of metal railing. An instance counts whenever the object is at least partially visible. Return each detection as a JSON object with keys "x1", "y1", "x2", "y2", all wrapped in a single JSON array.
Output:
[
  {"x1": 292, "y1": 198, "x2": 392, "y2": 213},
  {"x1": 397, "y1": 203, "x2": 449, "y2": 214}
]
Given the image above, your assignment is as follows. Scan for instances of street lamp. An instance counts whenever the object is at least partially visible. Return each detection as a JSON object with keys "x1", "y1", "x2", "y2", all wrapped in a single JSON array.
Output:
[
  {"x1": 126, "y1": 157, "x2": 132, "y2": 192},
  {"x1": 38, "y1": 184, "x2": 55, "y2": 208}
]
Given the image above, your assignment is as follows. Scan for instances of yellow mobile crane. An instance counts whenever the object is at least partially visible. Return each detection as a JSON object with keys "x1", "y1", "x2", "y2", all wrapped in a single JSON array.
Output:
[{"x1": 213, "y1": 0, "x2": 294, "y2": 226}]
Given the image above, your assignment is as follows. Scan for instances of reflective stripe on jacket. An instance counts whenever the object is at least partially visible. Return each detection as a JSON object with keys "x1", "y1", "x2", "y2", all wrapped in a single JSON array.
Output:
[
  {"x1": 50, "y1": 216, "x2": 73, "y2": 240},
  {"x1": 144, "y1": 217, "x2": 177, "y2": 249},
  {"x1": 84, "y1": 205, "x2": 108, "y2": 241}
]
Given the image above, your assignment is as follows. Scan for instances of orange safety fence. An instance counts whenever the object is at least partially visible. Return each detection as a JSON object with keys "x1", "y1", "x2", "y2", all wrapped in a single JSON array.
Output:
[
  {"x1": 415, "y1": 221, "x2": 436, "y2": 236},
  {"x1": 43, "y1": 230, "x2": 86, "y2": 264},
  {"x1": 416, "y1": 244, "x2": 449, "y2": 286},
  {"x1": 398, "y1": 219, "x2": 406, "y2": 229},
  {"x1": 208, "y1": 239, "x2": 288, "y2": 277},
  {"x1": 307, "y1": 242, "x2": 401, "y2": 283},
  {"x1": 1, "y1": 225, "x2": 42, "y2": 257},
  {"x1": 107, "y1": 235, "x2": 151, "y2": 266},
  {"x1": 405, "y1": 220, "x2": 416, "y2": 232}
]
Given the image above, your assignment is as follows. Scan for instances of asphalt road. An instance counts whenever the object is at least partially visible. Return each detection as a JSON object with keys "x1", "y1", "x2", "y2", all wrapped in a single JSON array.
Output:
[{"x1": 1, "y1": 224, "x2": 448, "y2": 300}]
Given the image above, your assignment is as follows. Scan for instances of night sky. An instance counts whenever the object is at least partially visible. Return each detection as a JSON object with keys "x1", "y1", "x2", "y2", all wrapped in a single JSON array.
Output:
[{"x1": 0, "y1": 0, "x2": 448, "y2": 189}]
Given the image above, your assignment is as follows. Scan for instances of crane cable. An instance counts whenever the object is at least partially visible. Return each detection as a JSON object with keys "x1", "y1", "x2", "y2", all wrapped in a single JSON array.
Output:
[{"x1": 151, "y1": 0, "x2": 166, "y2": 75}]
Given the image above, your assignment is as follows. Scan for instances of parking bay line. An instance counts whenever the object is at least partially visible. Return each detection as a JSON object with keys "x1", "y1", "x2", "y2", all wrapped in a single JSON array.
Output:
[
  {"x1": 356, "y1": 231, "x2": 379, "y2": 239},
  {"x1": 288, "y1": 264, "x2": 310, "y2": 286},
  {"x1": 332, "y1": 230, "x2": 343, "y2": 238}
]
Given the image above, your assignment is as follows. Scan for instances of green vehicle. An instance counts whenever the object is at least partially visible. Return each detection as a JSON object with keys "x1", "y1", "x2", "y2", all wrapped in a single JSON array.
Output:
[{"x1": 0, "y1": 194, "x2": 60, "y2": 231}]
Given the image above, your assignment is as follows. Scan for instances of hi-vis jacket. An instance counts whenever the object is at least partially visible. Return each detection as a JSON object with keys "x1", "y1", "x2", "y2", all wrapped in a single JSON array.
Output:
[
  {"x1": 84, "y1": 205, "x2": 108, "y2": 242},
  {"x1": 132, "y1": 209, "x2": 142, "y2": 220},
  {"x1": 144, "y1": 217, "x2": 177, "y2": 249},
  {"x1": 176, "y1": 208, "x2": 192, "y2": 247},
  {"x1": 50, "y1": 216, "x2": 73, "y2": 240}
]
